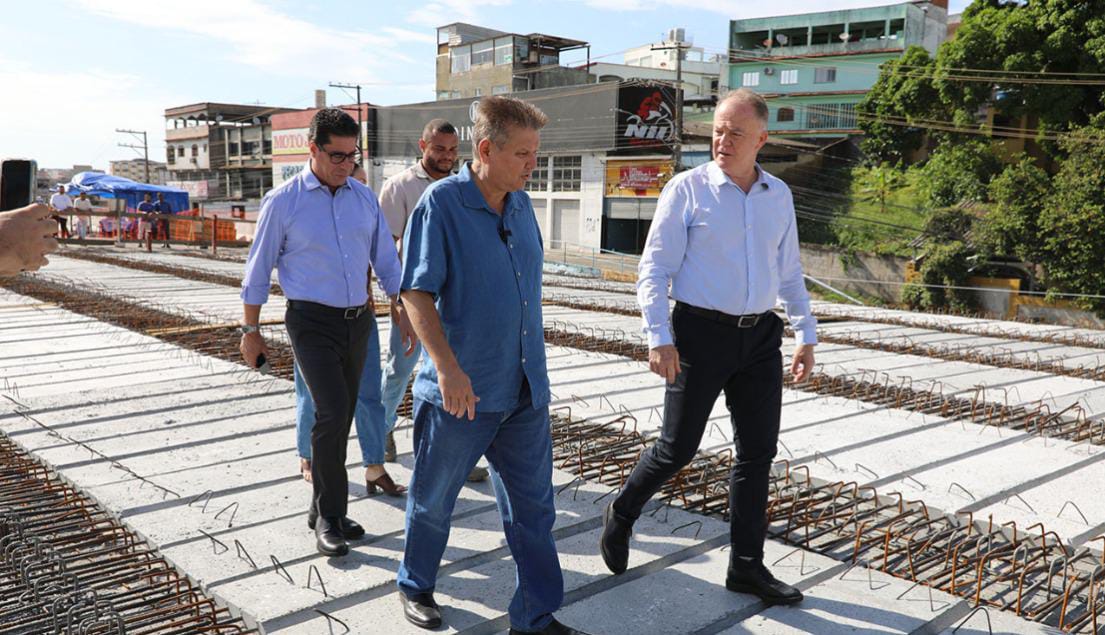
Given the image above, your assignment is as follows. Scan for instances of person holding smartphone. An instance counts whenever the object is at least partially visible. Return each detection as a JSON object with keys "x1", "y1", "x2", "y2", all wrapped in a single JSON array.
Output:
[{"x1": 0, "y1": 203, "x2": 58, "y2": 275}]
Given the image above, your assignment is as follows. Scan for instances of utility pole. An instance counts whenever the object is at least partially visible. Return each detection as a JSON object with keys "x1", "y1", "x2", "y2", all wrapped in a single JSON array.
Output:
[
  {"x1": 651, "y1": 37, "x2": 688, "y2": 172},
  {"x1": 329, "y1": 82, "x2": 365, "y2": 159},
  {"x1": 116, "y1": 128, "x2": 149, "y2": 182}
]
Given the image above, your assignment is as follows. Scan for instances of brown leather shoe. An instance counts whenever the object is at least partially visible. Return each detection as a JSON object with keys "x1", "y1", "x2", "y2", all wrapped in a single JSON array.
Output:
[{"x1": 366, "y1": 470, "x2": 407, "y2": 497}]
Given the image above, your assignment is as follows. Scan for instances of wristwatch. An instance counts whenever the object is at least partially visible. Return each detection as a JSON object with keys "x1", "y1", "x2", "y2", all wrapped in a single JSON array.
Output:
[{"x1": 240, "y1": 324, "x2": 259, "y2": 335}]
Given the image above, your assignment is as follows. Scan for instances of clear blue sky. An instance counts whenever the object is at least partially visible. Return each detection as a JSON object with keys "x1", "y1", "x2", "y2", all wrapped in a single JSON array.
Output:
[{"x1": 1, "y1": 0, "x2": 969, "y2": 169}]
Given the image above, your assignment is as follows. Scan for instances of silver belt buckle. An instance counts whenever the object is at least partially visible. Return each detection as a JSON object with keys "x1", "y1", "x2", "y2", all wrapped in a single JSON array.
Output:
[
  {"x1": 737, "y1": 314, "x2": 758, "y2": 328},
  {"x1": 343, "y1": 307, "x2": 360, "y2": 320}
]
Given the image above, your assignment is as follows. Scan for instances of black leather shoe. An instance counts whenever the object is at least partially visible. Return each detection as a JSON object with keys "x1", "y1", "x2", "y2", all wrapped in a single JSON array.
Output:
[
  {"x1": 509, "y1": 617, "x2": 593, "y2": 634},
  {"x1": 307, "y1": 507, "x2": 366, "y2": 539},
  {"x1": 599, "y1": 501, "x2": 632, "y2": 575},
  {"x1": 725, "y1": 563, "x2": 803, "y2": 605},
  {"x1": 315, "y1": 517, "x2": 349, "y2": 557},
  {"x1": 399, "y1": 592, "x2": 442, "y2": 629}
]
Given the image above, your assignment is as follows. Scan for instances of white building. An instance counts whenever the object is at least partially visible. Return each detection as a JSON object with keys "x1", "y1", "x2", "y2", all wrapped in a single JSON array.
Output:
[{"x1": 584, "y1": 29, "x2": 722, "y2": 103}]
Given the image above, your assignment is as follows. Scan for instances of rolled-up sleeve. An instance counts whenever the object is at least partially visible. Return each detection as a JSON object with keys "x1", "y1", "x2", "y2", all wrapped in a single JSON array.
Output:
[
  {"x1": 776, "y1": 192, "x2": 817, "y2": 345},
  {"x1": 400, "y1": 196, "x2": 447, "y2": 297},
  {"x1": 637, "y1": 181, "x2": 689, "y2": 348},
  {"x1": 240, "y1": 191, "x2": 284, "y2": 305},
  {"x1": 378, "y1": 177, "x2": 407, "y2": 240},
  {"x1": 368, "y1": 193, "x2": 402, "y2": 297}
]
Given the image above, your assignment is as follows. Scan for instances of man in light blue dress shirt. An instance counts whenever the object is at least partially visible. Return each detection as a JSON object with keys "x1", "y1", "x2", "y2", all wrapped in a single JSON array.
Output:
[
  {"x1": 239, "y1": 108, "x2": 415, "y2": 557},
  {"x1": 394, "y1": 97, "x2": 590, "y2": 635},
  {"x1": 600, "y1": 89, "x2": 817, "y2": 605}
]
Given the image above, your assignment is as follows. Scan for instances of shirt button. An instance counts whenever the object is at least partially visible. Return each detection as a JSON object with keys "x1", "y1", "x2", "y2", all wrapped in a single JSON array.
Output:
[
  {"x1": 524, "y1": 300, "x2": 528, "y2": 306},
  {"x1": 516, "y1": 272, "x2": 521, "y2": 277},
  {"x1": 523, "y1": 329, "x2": 527, "y2": 335},
  {"x1": 522, "y1": 357, "x2": 526, "y2": 363},
  {"x1": 509, "y1": 243, "x2": 514, "y2": 249}
]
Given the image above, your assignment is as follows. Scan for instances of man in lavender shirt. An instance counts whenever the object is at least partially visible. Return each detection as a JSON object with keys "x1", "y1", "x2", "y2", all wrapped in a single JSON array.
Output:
[{"x1": 239, "y1": 108, "x2": 416, "y2": 557}]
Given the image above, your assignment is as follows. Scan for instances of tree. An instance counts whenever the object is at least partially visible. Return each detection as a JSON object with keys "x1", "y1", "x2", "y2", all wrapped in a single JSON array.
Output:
[
  {"x1": 857, "y1": 46, "x2": 944, "y2": 164},
  {"x1": 857, "y1": 163, "x2": 903, "y2": 217},
  {"x1": 916, "y1": 141, "x2": 1003, "y2": 209},
  {"x1": 900, "y1": 206, "x2": 978, "y2": 311},
  {"x1": 973, "y1": 157, "x2": 1049, "y2": 263},
  {"x1": 1036, "y1": 124, "x2": 1105, "y2": 314}
]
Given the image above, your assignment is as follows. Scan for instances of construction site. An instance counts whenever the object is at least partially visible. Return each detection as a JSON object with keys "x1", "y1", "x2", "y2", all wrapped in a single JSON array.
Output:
[{"x1": 1, "y1": 244, "x2": 1103, "y2": 635}]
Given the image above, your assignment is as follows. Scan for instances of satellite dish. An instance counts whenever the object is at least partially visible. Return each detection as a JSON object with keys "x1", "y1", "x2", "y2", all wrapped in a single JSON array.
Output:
[
  {"x1": 215, "y1": 114, "x2": 224, "y2": 122},
  {"x1": 775, "y1": 33, "x2": 789, "y2": 45},
  {"x1": 839, "y1": 32, "x2": 851, "y2": 41}
]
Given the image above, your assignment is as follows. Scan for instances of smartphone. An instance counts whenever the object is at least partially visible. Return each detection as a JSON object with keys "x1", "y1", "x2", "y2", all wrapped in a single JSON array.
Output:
[
  {"x1": 0, "y1": 159, "x2": 37, "y2": 212},
  {"x1": 255, "y1": 353, "x2": 273, "y2": 375}
]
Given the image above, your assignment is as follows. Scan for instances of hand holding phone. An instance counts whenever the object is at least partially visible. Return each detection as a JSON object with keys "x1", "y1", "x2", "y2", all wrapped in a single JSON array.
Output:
[{"x1": 0, "y1": 204, "x2": 58, "y2": 276}]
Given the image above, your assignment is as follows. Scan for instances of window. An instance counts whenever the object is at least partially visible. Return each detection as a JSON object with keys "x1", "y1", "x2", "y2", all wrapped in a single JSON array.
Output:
[
  {"x1": 191, "y1": 144, "x2": 198, "y2": 157},
  {"x1": 492, "y1": 84, "x2": 510, "y2": 95},
  {"x1": 888, "y1": 19, "x2": 905, "y2": 39},
  {"x1": 437, "y1": 90, "x2": 452, "y2": 100},
  {"x1": 474, "y1": 87, "x2": 483, "y2": 96},
  {"x1": 805, "y1": 103, "x2": 856, "y2": 129},
  {"x1": 527, "y1": 156, "x2": 549, "y2": 192},
  {"x1": 551, "y1": 155, "x2": 582, "y2": 192},
  {"x1": 494, "y1": 37, "x2": 513, "y2": 65},
  {"x1": 814, "y1": 67, "x2": 836, "y2": 83},
  {"x1": 450, "y1": 45, "x2": 471, "y2": 73},
  {"x1": 263, "y1": 139, "x2": 272, "y2": 155},
  {"x1": 780, "y1": 69, "x2": 799, "y2": 85},
  {"x1": 742, "y1": 71, "x2": 760, "y2": 87},
  {"x1": 777, "y1": 107, "x2": 795, "y2": 122},
  {"x1": 228, "y1": 142, "x2": 239, "y2": 155},
  {"x1": 167, "y1": 146, "x2": 175, "y2": 161},
  {"x1": 472, "y1": 40, "x2": 494, "y2": 67},
  {"x1": 514, "y1": 38, "x2": 530, "y2": 63},
  {"x1": 539, "y1": 54, "x2": 559, "y2": 66}
]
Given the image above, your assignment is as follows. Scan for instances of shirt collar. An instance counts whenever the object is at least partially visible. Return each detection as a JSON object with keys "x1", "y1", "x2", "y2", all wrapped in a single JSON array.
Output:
[
  {"x1": 706, "y1": 161, "x2": 771, "y2": 191},
  {"x1": 457, "y1": 162, "x2": 517, "y2": 216},
  {"x1": 300, "y1": 163, "x2": 350, "y2": 192},
  {"x1": 412, "y1": 161, "x2": 432, "y2": 181}
]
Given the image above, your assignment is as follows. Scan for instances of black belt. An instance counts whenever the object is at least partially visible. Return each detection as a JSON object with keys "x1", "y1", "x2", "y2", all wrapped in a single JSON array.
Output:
[
  {"x1": 286, "y1": 299, "x2": 370, "y2": 320},
  {"x1": 675, "y1": 302, "x2": 770, "y2": 328}
]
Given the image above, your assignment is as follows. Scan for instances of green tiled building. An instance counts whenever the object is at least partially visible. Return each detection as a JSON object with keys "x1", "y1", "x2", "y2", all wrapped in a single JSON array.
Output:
[{"x1": 727, "y1": 1, "x2": 948, "y2": 140}]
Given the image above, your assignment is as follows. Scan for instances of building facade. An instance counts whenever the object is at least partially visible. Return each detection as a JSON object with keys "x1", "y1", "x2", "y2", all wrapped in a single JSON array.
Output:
[
  {"x1": 109, "y1": 158, "x2": 167, "y2": 185},
  {"x1": 586, "y1": 31, "x2": 722, "y2": 104},
  {"x1": 305, "y1": 81, "x2": 678, "y2": 255},
  {"x1": 163, "y1": 102, "x2": 297, "y2": 201},
  {"x1": 435, "y1": 22, "x2": 592, "y2": 100},
  {"x1": 727, "y1": 1, "x2": 947, "y2": 140}
]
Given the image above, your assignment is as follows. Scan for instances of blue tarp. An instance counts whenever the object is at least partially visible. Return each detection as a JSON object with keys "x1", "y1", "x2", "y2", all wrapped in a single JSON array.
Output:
[{"x1": 66, "y1": 172, "x2": 189, "y2": 214}]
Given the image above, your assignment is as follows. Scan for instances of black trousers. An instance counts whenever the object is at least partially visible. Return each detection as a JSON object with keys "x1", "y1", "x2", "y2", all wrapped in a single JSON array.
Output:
[
  {"x1": 613, "y1": 304, "x2": 784, "y2": 562},
  {"x1": 284, "y1": 301, "x2": 373, "y2": 519}
]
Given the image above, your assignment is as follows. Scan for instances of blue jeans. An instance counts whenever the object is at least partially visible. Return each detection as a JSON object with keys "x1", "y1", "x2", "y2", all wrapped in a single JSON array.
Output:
[
  {"x1": 294, "y1": 321, "x2": 386, "y2": 465},
  {"x1": 397, "y1": 385, "x2": 563, "y2": 631},
  {"x1": 381, "y1": 319, "x2": 422, "y2": 431}
]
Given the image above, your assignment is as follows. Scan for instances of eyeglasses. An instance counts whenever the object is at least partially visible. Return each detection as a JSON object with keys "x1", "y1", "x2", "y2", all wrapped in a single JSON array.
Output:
[{"x1": 318, "y1": 146, "x2": 362, "y2": 165}]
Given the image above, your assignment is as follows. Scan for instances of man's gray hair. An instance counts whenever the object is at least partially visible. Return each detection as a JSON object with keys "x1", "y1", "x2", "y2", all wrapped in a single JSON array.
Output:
[
  {"x1": 472, "y1": 96, "x2": 548, "y2": 158},
  {"x1": 718, "y1": 88, "x2": 769, "y2": 129}
]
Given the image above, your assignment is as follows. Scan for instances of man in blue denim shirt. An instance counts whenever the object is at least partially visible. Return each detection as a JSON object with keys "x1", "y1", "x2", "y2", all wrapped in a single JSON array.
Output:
[{"x1": 395, "y1": 97, "x2": 589, "y2": 635}]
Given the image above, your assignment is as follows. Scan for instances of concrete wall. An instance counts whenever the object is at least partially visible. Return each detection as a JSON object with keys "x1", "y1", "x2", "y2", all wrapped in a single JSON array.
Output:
[{"x1": 799, "y1": 243, "x2": 908, "y2": 302}]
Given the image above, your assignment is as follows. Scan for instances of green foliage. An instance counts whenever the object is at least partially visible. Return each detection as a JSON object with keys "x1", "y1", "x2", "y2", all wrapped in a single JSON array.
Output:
[
  {"x1": 916, "y1": 141, "x2": 1003, "y2": 208},
  {"x1": 903, "y1": 241, "x2": 976, "y2": 311},
  {"x1": 857, "y1": 47, "x2": 944, "y2": 164},
  {"x1": 831, "y1": 165, "x2": 926, "y2": 257},
  {"x1": 973, "y1": 157, "x2": 1049, "y2": 262},
  {"x1": 1036, "y1": 125, "x2": 1105, "y2": 314}
]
